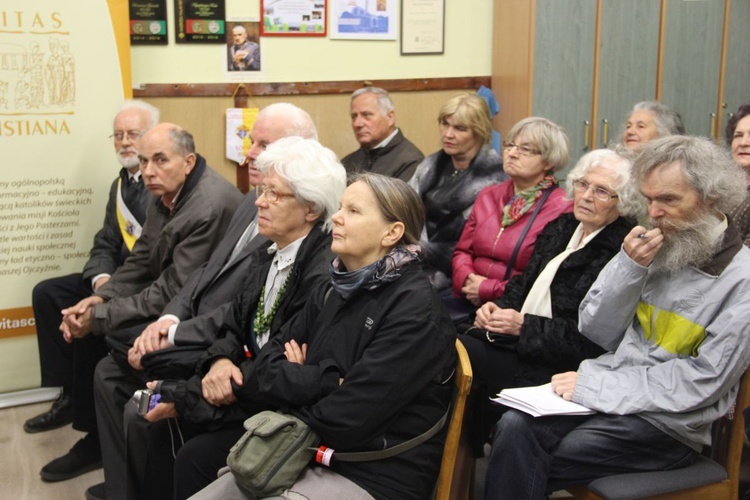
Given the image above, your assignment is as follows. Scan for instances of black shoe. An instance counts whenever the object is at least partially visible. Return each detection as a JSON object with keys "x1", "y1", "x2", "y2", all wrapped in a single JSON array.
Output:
[
  {"x1": 24, "y1": 389, "x2": 73, "y2": 433},
  {"x1": 85, "y1": 482, "x2": 106, "y2": 500},
  {"x1": 39, "y1": 433, "x2": 102, "y2": 482}
]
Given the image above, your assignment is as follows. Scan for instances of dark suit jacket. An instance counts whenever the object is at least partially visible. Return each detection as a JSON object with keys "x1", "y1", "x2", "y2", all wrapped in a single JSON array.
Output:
[{"x1": 160, "y1": 192, "x2": 269, "y2": 346}]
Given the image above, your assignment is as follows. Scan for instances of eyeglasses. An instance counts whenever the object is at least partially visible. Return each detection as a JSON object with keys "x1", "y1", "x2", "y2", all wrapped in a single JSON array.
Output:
[
  {"x1": 572, "y1": 179, "x2": 619, "y2": 202},
  {"x1": 503, "y1": 142, "x2": 541, "y2": 157},
  {"x1": 255, "y1": 185, "x2": 296, "y2": 203},
  {"x1": 110, "y1": 130, "x2": 144, "y2": 141}
]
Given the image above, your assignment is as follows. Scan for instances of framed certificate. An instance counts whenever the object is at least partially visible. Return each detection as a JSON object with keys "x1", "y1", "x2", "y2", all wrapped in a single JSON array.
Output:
[{"x1": 401, "y1": 0, "x2": 444, "y2": 55}]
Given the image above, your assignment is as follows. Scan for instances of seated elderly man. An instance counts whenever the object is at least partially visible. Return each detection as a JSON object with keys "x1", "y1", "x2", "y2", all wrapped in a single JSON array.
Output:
[
  {"x1": 48, "y1": 123, "x2": 241, "y2": 489},
  {"x1": 94, "y1": 137, "x2": 346, "y2": 500},
  {"x1": 341, "y1": 86, "x2": 423, "y2": 181},
  {"x1": 485, "y1": 136, "x2": 750, "y2": 500},
  {"x1": 87, "y1": 103, "x2": 318, "y2": 500}
]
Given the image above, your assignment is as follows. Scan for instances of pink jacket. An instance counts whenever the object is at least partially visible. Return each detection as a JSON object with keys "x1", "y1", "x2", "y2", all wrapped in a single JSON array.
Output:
[{"x1": 451, "y1": 179, "x2": 573, "y2": 302}]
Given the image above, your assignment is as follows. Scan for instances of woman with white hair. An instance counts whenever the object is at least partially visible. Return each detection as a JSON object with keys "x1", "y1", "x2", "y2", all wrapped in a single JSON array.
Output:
[
  {"x1": 620, "y1": 100, "x2": 685, "y2": 151},
  {"x1": 119, "y1": 136, "x2": 347, "y2": 499},
  {"x1": 459, "y1": 148, "x2": 637, "y2": 456}
]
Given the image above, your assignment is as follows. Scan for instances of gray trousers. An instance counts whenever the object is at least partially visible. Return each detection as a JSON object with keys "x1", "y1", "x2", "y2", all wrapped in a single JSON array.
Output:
[
  {"x1": 94, "y1": 355, "x2": 151, "y2": 500},
  {"x1": 189, "y1": 465, "x2": 375, "y2": 500}
]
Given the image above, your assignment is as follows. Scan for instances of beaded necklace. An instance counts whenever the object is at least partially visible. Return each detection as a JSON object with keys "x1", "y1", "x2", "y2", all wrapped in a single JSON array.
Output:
[{"x1": 253, "y1": 265, "x2": 294, "y2": 335}]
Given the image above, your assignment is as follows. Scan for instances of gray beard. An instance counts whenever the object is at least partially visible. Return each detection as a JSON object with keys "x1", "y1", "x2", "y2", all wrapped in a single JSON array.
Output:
[{"x1": 646, "y1": 211, "x2": 722, "y2": 272}]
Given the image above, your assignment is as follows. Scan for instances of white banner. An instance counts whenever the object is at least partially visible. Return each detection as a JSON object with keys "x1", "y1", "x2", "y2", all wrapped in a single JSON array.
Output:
[{"x1": 0, "y1": 0, "x2": 131, "y2": 393}]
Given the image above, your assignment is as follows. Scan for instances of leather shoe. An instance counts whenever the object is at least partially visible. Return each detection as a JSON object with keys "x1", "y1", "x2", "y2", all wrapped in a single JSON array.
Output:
[
  {"x1": 85, "y1": 482, "x2": 106, "y2": 500},
  {"x1": 24, "y1": 390, "x2": 73, "y2": 433},
  {"x1": 40, "y1": 433, "x2": 102, "y2": 482}
]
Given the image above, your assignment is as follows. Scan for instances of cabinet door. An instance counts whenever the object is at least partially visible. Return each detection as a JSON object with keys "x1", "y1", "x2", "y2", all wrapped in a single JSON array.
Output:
[
  {"x1": 721, "y1": 0, "x2": 750, "y2": 140},
  {"x1": 532, "y1": 0, "x2": 596, "y2": 175},
  {"x1": 596, "y1": 0, "x2": 660, "y2": 149},
  {"x1": 661, "y1": 0, "x2": 725, "y2": 138}
]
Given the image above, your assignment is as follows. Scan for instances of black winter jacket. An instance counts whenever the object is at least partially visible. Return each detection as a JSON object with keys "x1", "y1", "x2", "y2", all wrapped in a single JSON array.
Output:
[
  {"x1": 172, "y1": 223, "x2": 333, "y2": 424},
  {"x1": 497, "y1": 213, "x2": 633, "y2": 386},
  {"x1": 246, "y1": 261, "x2": 456, "y2": 500}
]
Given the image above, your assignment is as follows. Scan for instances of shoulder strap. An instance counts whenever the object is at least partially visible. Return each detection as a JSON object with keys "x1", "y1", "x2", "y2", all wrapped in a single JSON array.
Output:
[
  {"x1": 308, "y1": 405, "x2": 450, "y2": 463},
  {"x1": 503, "y1": 187, "x2": 555, "y2": 281}
]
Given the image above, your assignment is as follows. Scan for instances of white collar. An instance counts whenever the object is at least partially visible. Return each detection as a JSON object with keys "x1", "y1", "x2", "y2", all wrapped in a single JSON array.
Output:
[
  {"x1": 267, "y1": 235, "x2": 306, "y2": 271},
  {"x1": 372, "y1": 128, "x2": 399, "y2": 150}
]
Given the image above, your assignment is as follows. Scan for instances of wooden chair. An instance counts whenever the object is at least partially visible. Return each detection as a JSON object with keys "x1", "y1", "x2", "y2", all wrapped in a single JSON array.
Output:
[
  {"x1": 568, "y1": 366, "x2": 750, "y2": 500},
  {"x1": 435, "y1": 339, "x2": 474, "y2": 500}
]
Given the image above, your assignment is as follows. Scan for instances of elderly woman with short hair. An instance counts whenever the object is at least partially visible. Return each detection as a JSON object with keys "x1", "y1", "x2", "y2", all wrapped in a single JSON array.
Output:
[
  {"x1": 191, "y1": 173, "x2": 456, "y2": 500},
  {"x1": 620, "y1": 100, "x2": 685, "y2": 151},
  {"x1": 459, "y1": 148, "x2": 637, "y2": 455},
  {"x1": 111, "y1": 137, "x2": 347, "y2": 500},
  {"x1": 450, "y1": 117, "x2": 573, "y2": 320},
  {"x1": 409, "y1": 92, "x2": 506, "y2": 292}
]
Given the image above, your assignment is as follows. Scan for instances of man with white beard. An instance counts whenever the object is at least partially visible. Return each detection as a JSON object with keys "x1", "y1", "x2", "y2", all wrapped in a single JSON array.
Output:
[
  {"x1": 25, "y1": 101, "x2": 157, "y2": 482},
  {"x1": 484, "y1": 135, "x2": 750, "y2": 499}
]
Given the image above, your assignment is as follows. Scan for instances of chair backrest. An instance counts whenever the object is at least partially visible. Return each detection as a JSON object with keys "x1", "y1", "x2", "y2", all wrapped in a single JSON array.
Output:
[
  {"x1": 711, "y1": 365, "x2": 750, "y2": 490},
  {"x1": 435, "y1": 339, "x2": 474, "y2": 500}
]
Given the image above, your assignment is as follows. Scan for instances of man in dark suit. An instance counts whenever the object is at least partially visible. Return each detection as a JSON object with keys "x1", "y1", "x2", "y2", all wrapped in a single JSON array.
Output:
[
  {"x1": 87, "y1": 103, "x2": 318, "y2": 500},
  {"x1": 23, "y1": 100, "x2": 157, "y2": 463}
]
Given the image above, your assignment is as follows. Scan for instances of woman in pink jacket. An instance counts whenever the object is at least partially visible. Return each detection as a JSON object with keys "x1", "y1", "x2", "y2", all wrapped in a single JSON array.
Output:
[{"x1": 450, "y1": 117, "x2": 573, "y2": 318}]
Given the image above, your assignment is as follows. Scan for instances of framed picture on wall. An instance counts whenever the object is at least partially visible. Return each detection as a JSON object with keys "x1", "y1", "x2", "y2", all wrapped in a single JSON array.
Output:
[
  {"x1": 330, "y1": 0, "x2": 398, "y2": 40},
  {"x1": 261, "y1": 0, "x2": 327, "y2": 36},
  {"x1": 401, "y1": 0, "x2": 444, "y2": 55}
]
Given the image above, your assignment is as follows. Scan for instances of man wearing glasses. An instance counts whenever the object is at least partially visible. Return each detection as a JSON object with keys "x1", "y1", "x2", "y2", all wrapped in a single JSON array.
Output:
[
  {"x1": 87, "y1": 103, "x2": 319, "y2": 500},
  {"x1": 25, "y1": 100, "x2": 157, "y2": 475}
]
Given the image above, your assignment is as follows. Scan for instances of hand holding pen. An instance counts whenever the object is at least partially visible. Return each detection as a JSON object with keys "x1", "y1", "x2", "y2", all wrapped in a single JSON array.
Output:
[{"x1": 623, "y1": 225, "x2": 664, "y2": 267}]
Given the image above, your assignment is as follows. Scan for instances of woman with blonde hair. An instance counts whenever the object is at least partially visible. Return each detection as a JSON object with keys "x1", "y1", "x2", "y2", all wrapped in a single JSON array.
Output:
[{"x1": 409, "y1": 92, "x2": 506, "y2": 292}]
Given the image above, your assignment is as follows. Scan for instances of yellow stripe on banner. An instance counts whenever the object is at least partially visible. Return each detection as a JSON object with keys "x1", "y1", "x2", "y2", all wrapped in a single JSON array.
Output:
[
  {"x1": 0, "y1": 307, "x2": 36, "y2": 339},
  {"x1": 107, "y1": 0, "x2": 132, "y2": 98},
  {"x1": 637, "y1": 301, "x2": 707, "y2": 357}
]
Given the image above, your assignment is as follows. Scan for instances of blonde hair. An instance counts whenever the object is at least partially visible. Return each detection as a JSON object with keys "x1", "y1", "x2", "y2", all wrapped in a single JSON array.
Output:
[{"x1": 438, "y1": 93, "x2": 493, "y2": 146}]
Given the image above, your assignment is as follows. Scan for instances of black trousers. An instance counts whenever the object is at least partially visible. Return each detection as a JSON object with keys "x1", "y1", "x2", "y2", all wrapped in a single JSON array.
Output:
[{"x1": 33, "y1": 273, "x2": 108, "y2": 433}]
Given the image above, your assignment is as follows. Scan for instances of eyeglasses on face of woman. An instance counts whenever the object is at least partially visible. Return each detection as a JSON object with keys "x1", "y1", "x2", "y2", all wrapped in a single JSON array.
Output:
[
  {"x1": 572, "y1": 179, "x2": 618, "y2": 202},
  {"x1": 503, "y1": 142, "x2": 541, "y2": 157},
  {"x1": 255, "y1": 184, "x2": 296, "y2": 203}
]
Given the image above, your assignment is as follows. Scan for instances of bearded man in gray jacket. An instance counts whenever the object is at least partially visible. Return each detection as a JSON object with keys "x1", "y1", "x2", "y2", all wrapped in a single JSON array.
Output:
[{"x1": 484, "y1": 135, "x2": 750, "y2": 500}]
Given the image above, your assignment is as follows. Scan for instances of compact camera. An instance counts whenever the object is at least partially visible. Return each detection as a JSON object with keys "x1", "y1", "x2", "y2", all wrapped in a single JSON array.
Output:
[{"x1": 133, "y1": 388, "x2": 161, "y2": 416}]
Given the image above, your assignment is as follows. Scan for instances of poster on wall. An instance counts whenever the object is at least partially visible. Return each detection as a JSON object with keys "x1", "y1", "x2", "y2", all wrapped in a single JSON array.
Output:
[
  {"x1": 130, "y1": 0, "x2": 169, "y2": 45},
  {"x1": 260, "y1": 0, "x2": 327, "y2": 36},
  {"x1": 0, "y1": 0, "x2": 131, "y2": 395},
  {"x1": 174, "y1": 0, "x2": 226, "y2": 43},
  {"x1": 330, "y1": 0, "x2": 398, "y2": 40}
]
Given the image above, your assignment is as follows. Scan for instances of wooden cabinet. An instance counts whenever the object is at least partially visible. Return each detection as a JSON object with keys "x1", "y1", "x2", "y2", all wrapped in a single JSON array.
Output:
[
  {"x1": 492, "y1": 0, "x2": 744, "y2": 170},
  {"x1": 720, "y1": 0, "x2": 750, "y2": 141},
  {"x1": 660, "y1": 0, "x2": 725, "y2": 138}
]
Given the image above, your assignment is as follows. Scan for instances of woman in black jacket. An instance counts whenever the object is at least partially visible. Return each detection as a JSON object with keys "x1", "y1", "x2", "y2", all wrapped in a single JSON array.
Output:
[
  {"x1": 459, "y1": 148, "x2": 638, "y2": 456},
  {"x1": 191, "y1": 173, "x2": 456, "y2": 500}
]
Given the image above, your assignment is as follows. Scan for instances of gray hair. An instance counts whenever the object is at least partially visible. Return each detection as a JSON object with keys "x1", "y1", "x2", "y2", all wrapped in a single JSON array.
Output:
[
  {"x1": 256, "y1": 136, "x2": 346, "y2": 231},
  {"x1": 351, "y1": 86, "x2": 395, "y2": 116},
  {"x1": 630, "y1": 101, "x2": 685, "y2": 137},
  {"x1": 566, "y1": 149, "x2": 639, "y2": 217},
  {"x1": 117, "y1": 99, "x2": 160, "y2": 128},
  {"x1": 506, "y1": 117, "x2": 570, "y2": 172},
  {"x1": 168, "y1": 127, "x2": 196, "y2": 156},
  {"x1": 232, "y1": 24, "x2": 248, "y2": 35},
  {"x1": 633, "y1": 135, "x2": 746, "y2": 213},
  {"x1": 257, "y1": 103, "x2": 318, "y2": 141}
]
